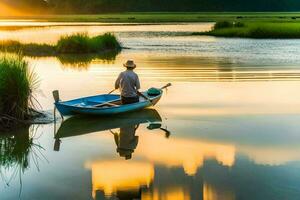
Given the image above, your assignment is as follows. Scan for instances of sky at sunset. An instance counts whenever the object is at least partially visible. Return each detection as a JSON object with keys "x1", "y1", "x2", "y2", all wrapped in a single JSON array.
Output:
[{"x1": 0, "y1": 2, "x2": 23, "y2": 16}]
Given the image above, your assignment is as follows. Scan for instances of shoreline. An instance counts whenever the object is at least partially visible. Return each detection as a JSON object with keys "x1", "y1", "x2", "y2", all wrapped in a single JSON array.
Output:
[
  {"x1": 1, "y1": 12, "x2": 300, "y2": 23},
  {"x1": 0, "y1": 22, "x2": 214, "y2": 31},
  {"x1": 0, "y1": 33, "x2": 122, "y2": 57}
]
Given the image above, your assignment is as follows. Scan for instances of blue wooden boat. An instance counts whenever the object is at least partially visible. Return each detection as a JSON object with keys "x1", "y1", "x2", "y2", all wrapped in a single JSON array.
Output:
[{"x1": 53, "y1": 83, "x2": 171, "y2": 116}]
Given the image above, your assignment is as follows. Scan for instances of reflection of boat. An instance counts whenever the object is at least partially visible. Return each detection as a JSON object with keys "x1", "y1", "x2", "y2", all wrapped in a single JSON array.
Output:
[
  {"x1": 55, "y1": 109, "x2": 162, "y2": 139},
  {"x1": 53, "y1": 84, "x2": 171, "y2": 116}
]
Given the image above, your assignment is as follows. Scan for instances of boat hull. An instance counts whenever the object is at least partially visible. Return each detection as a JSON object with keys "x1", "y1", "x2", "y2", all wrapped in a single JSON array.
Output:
[{"x1": 55, "y1": 91, "x2": 162, "y2": 116}]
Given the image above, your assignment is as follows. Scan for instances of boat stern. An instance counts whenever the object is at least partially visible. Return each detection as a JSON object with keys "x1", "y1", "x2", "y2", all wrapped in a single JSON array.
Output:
[{"x1": 55, "y1": 102, "x2": 74, "y2": 116}]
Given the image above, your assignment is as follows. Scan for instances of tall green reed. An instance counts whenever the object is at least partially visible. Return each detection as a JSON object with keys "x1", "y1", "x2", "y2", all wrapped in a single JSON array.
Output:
[{"x1": 0, "y1": 54, "x2": 39, "y2": 121}]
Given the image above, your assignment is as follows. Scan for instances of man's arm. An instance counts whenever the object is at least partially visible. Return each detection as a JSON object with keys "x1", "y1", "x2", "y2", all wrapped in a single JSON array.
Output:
[
  {"x1": 115, "y1": 73, "x2": 122, "y2": 89},
  {"x1": 136, "y1": 75, "x2": 141, "y2": 90}
]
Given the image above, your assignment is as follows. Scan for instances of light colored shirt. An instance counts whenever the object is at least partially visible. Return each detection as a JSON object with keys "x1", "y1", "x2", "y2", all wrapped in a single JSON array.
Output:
[{"x1": 115, "y1": 70, "x2": 140, "y2": 97}]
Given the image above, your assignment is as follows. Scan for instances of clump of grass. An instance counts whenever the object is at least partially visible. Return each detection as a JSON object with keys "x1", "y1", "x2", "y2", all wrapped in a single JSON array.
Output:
[
  {"x1": 213, "y1": 21, "x2": 245, "y2": 30},
  {"x1": 234, "y1": 21, "x2": 245, "y2": 28},
  {"x1": 0, "y1": 54, "x2": 39, "y2": 129},
  {"x1": 56, "y1": 33, "x2": 91, "y2": 54},
  {"x1": 193, "y1": 21, "x2": 300, "y2": 38},
  {"x1": 214, "y1": 21, "x2": 234, "y2": 29},
  {"x1": 56, "y1": 33, "x2": 121, "y2": 54}
]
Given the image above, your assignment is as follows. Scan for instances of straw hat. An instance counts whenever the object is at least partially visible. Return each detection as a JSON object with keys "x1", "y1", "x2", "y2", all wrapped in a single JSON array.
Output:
[{"x1": 123, "y1": 59, "x2": 136, "y2": 68}]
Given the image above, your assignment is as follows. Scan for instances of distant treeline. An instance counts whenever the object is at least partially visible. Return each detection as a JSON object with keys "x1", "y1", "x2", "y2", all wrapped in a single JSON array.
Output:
[{"x1": 5, "y1": 0, "x2": 300, "y2": 13}]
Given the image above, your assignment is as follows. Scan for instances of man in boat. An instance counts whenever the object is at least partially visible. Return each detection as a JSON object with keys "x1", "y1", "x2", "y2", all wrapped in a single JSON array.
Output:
[{"x1": 115, "y1": 59, "x2": 151, "y2": 105}]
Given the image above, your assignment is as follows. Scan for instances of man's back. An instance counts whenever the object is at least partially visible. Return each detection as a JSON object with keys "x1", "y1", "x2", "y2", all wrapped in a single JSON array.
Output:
[{"x1": 115, "y1": 70, "x2": 140, "y2": 97}]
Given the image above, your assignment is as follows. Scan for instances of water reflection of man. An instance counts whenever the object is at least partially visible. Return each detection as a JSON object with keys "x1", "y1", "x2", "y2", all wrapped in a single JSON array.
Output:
[{"x1": 112, "y1": 124, "x2": 139, "y2": 160}]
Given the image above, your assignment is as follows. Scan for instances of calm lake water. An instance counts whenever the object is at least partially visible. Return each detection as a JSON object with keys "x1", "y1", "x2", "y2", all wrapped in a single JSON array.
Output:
[{"x1": 1, "y1": 22, "x2": 300, "y2": 200}]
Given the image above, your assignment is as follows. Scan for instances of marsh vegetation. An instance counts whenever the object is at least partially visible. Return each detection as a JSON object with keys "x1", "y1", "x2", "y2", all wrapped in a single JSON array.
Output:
[
  {"x1": 0, "y1": 33, "x2": 121, "y2": 56},
  {"x1": 194, "y1": 21, "x2": 300, "y2": 38}
]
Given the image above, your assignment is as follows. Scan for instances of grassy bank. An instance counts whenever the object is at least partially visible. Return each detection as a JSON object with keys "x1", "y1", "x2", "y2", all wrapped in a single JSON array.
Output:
[
  {"x1": 0, "y1": 54, "x2": 39, "y2": 130},
  {"x1": 0, "y1": 33, "x2": 121, "y2": 56},
  {"x1": 2, "y1": 12, "x2": 300, "y2": 23},
  {"x1": 193, "y1": 21, "x2": 300, "y2": 38}
]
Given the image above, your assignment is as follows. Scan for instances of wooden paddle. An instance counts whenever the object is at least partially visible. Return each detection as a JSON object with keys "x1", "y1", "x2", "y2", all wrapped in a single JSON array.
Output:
[
  {"x1": 95, "y1": 83, "x2": 172, "y2": 107},
  {"x1": 108, "y1": 89, "x2": 117, "y2": 94},
  {"x1": 137, "y1": 91, "x2": 152, "y2": 104},
  {"x1": 161, "y1": 83, "x2": 172, "y2": 90},
  {"x1": 94, "y1": 88, "x2": 120, "y2": 107},
  {"x1": 94, "y1": 100, "x2": 120, "y2": 107}
]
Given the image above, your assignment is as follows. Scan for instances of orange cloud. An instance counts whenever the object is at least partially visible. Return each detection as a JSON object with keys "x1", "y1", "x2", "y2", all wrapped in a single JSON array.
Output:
[{"x1": 0, "y1": 2, "x2": 24, "y2": 16}]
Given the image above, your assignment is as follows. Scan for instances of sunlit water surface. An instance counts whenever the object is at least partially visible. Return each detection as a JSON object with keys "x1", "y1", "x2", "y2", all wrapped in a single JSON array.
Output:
[{"x1": 1, "y1": 22, "x2": 300, "y2": 200}]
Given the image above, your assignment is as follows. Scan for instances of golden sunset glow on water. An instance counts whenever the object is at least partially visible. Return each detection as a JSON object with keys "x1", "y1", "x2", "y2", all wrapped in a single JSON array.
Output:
[
  {"x1": 137, "y1": 134, "x2": 235, "y2": 175},
  {"x1": 85, "y1": 161, "x2": 154, "y2": 198}
]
